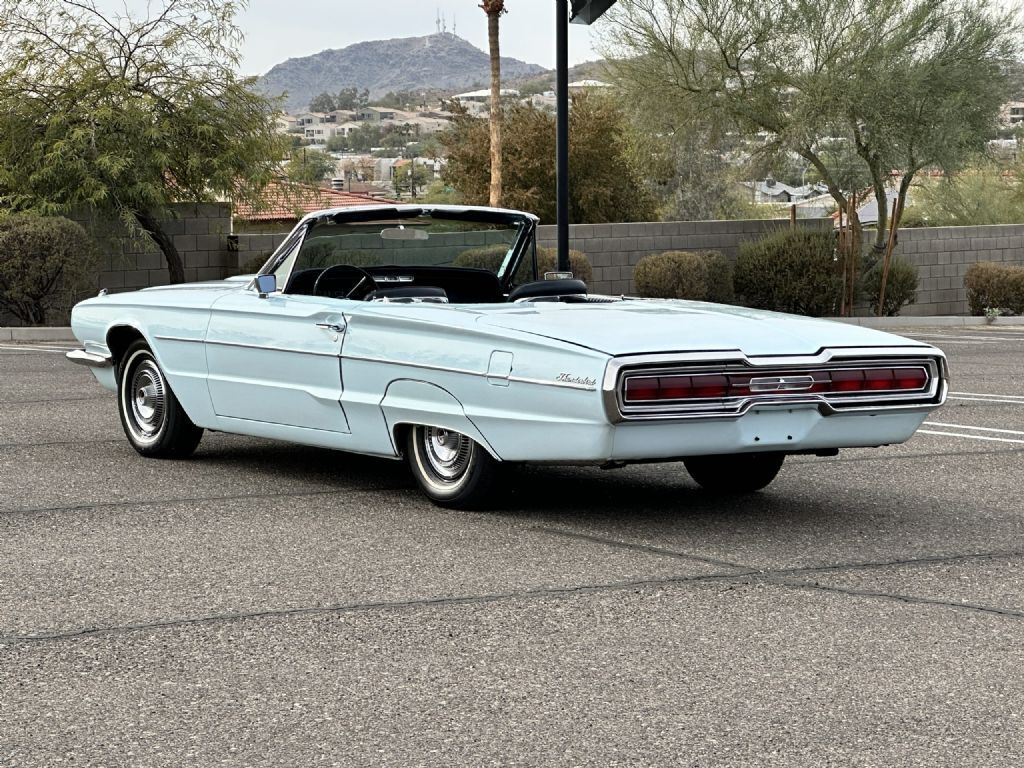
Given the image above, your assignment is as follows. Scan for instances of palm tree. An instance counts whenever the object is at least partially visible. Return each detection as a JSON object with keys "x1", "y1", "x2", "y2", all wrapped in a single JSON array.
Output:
[{"x1": 479, "y1": 0, "x2": 506, "y2": 207}]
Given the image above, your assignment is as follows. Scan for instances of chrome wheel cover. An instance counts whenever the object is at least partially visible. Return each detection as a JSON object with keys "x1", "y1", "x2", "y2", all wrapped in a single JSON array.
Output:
[
  {"x1": 121, "y1": 353, "x2": 167, "y2": 445},
  {"x1": 421, "y1": 427, "x2": 473, "y2": 484}
]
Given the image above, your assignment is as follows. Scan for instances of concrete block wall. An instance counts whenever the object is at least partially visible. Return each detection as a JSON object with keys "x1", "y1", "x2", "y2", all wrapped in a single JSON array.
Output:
[
  {"x1": 77, "y1": 203, "x2": 235, "y2": 292},
  {"x1": 7, "y1": 209, "x2": 1024, "y2": 326},
  {"x1": 537, "y1": 218, "x2": 833, "y2": 295},
  {"x1": 893, "y1": 224, "x2": 1024, "y2": 316}
]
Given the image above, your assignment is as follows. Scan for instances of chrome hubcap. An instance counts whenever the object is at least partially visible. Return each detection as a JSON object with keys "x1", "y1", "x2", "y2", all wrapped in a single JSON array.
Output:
[
  {"x1": 125, "y1": 358, "x2": 166, "y2": 442},
  {"x1": 422, "y1": 427, "x2": 472, "y2": 482}
]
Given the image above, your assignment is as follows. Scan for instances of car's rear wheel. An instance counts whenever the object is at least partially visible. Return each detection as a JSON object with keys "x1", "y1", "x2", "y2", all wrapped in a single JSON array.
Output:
[
  {"x1": 407, "y1": 425, "x2": 496, "y2": 508},
  {"x1": 683, "y1": 452, "x2": 785, "y2": 493},
  {"x1": 117, "y1": 340, "x2": 203, "y2": 458}
]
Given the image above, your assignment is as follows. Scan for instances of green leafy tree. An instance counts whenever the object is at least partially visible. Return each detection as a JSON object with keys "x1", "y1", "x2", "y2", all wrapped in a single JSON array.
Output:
[
  {"x1": 0, "y1": 0, "x2": 286, "y2": 283},
  {"x1": 605, "y1": 0, "x2": 1018, "y2": 250},
  {"x1": 285, "y1": 149, "x2": 336, "y2": 185},
  {"x1": 392, "y1": 163, "x2": 432, "y2": 199},
  {"x1": 309, "y1": 92, "x2": 338, "y2": 112},
  {"x1": 440, "y1": 94, "x2": 656, "y2": 223}
]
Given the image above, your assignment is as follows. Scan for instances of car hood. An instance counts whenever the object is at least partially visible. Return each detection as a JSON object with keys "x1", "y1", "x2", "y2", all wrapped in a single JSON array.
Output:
[{"x1": 476, "y1": 300, "x2": 930, "y2": 357}]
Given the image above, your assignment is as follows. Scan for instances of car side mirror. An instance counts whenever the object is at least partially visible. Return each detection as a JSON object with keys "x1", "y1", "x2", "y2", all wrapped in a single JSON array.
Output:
[{"x1": 255, "y1": 274, "x2": 277, "y2": 298}]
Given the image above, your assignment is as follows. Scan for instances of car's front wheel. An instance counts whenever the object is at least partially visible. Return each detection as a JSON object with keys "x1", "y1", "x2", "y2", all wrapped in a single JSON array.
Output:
[
  {"x1": 117, "y1": 340, "x2": 203, "y2": 458},
  {"x1": 683, "y1": 452, "x2": 785, "y2": 493},
  {"x1": 406, "y1": 425, "x2": 496, "y2": 508}
]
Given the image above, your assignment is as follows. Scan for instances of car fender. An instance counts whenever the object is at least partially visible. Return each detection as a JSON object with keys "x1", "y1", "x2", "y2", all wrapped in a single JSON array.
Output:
[{"x1": 379, "y1": 379, "x2": 501, "y2": 460}]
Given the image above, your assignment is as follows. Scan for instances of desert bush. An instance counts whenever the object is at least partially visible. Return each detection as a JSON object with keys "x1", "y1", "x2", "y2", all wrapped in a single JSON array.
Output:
[
  {"x1": 452, "y1": 244, "x2": 509, "y2": 272},
  {"x1": 0, "y1": 214, "x2": 98, "y2": 325},
  {"x1": 537, "y1": 247, "x2": 593, "y2": 284},
  {"x1": 633, "y1": 250, "x2": 734, "y2": 303},
  {"x1": 734, "y1": 230, "x2": 842, "y2": 316},
  {"x1": 964, "y1": 261, "x2": 1024, "y2": 315},
  {"x1": 861, "y1": 257, "x2": 919, "y2": 316},
  {"x1": 456, "y1": 245, "x2": 593, "y2": 285}
]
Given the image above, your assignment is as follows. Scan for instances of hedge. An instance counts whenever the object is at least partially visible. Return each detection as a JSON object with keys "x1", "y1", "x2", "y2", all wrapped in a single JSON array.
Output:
[
  {"x1": 735, "y1": 230, "x2": 842, "y2": 317},
  {"x1": 633, "y1": 250, "x2": 734, "y2": 303},
  {"x1": 862, "y1": 257, "x2": 919, "y2": 316},
  {"x1": 964, "y1": 262, "x2": 1024, "y2": 315}
]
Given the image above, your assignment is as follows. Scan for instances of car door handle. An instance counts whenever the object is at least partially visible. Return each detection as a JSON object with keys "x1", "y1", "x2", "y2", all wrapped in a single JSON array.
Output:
[{"x1": 315, "y1": 321, "x2": 346, "y2": 334}]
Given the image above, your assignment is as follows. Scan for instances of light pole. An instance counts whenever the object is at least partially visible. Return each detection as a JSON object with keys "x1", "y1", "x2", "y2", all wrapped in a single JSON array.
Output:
[{"x1": 556, "y1": 0, "x2": 618, "y2": 272}]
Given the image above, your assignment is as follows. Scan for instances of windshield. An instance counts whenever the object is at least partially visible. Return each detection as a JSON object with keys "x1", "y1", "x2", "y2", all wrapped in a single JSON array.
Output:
[{"x1": 290, "y1": 213, "x2": 529, "y2": 280}]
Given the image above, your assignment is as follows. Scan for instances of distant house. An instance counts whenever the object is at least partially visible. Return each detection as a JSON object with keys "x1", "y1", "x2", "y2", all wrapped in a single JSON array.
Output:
[
  {"x1": 275, "y1": 114, "x2": 299, "y2": 133},
  {"x1": 1001, "y1": 102, "x2": 1024, "y2": 125},
  {"x1": 739, "y1": 178, "x2": 824, "y2": 204},
  {"x1": 295, "y1": 112, "x2": 329, "y2": 127},
  {"x1": 567, "y1": 79, "x2": 612, "y2": 91},
  {"x1": 355, "y1": 107, "x2": 398, "y2": 123}
]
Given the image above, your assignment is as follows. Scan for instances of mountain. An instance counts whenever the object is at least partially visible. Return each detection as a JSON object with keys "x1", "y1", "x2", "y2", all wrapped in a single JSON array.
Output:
[{"x1": 258, "y1": 33, "x2": 547, "y2": 111}]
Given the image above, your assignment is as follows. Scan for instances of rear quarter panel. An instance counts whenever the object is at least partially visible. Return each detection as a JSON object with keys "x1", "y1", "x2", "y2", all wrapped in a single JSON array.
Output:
[{"x1": 341, "y1": 305, "x2": 615, "y2": 461}]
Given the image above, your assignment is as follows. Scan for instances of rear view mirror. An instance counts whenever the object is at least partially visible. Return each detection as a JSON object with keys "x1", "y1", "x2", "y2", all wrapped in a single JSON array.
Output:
[
  {"x1": 255, "y1": 274, "x2": 277, "y2": 298},
  {"x1": 380, "y1": 227, "x2": 428, "y2": 241}
]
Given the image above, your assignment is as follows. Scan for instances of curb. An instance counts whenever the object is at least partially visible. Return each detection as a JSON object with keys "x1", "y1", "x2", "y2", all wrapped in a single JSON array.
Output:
[
  {"x1": 0, "y1": 327, "x2": 78, "y2": 342},
  {"x1": 831, "y1": 316, "x2": 1024, "y2": 329}
]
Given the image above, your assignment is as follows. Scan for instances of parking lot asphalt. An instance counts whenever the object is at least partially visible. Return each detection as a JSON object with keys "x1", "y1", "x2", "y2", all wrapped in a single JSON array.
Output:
[{"x1": 1, "y1": 327, "x2": 1023, "y2": 767}]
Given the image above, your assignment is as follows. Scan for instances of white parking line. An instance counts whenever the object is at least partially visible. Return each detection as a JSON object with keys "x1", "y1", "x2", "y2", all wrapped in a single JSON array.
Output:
[
  {"x1": 924, "y1": 421, "x2": 1024, "y2": 436},
  {"x1": 948, "y1": 392, "x2": 1024, "y2": 405},
  {"x1": 912, "y1": 334, "x2": 1024, "y2": 342},
  {"x1": 918, "y1": 430, "x2": 1024, "y2": 445},
  {"x1": 951, "y1": 391, "x2": 1024, "y2": 401},
  {"x1": 0, "y1": 344, "x2": 75, "y2": 353}
]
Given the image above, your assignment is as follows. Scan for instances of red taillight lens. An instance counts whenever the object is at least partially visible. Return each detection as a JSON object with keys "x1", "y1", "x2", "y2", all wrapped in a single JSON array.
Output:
[
  {"x1": 659, "y1": 376, "x2": 693, "y2": 399},
  {"x1": 624, "y1": 377, "x2": 659, "y2": 401},
  {"x1": 830, "y1": 369, "x2": 865, "y2": 392},
  {"x1": 863, "y1": 369, "x2": 895, "y2": 390},
  {"x1": 692, "y1": 375, "x2": 728, "y2": 398},
  {"x1": 893, "y1": 367, "x2": 928, "y2": 390}
]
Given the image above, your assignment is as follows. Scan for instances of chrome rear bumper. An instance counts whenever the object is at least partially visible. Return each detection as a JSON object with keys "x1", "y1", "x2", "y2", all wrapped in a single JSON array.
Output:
[{"x1": 66, "y1": 349, "x2": 113, "y2": 368}]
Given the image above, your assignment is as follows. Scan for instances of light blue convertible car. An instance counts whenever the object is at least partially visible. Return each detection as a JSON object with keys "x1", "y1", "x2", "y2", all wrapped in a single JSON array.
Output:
[{"x1": 68, "y1": 205, "x2": 948, "y2": 507}]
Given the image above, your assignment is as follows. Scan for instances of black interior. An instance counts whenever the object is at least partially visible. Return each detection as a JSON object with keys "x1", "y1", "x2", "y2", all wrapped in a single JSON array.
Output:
[{"x1": 284, "y1": 265, "x2": 587, "y2": 305}]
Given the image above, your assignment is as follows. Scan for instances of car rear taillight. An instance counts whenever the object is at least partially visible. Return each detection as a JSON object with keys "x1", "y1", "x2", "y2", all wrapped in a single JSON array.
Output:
[{"x1": 622, "y1": 366, "x2": 929, "y2": 404}]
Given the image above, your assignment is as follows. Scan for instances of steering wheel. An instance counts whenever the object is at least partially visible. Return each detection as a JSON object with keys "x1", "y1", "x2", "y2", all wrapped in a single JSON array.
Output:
[{"x1": 312, "y1": 264, "x2": 376, "y2": 300}]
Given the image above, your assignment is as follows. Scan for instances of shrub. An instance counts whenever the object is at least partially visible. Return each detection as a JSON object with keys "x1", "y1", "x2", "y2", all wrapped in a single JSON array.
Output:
[
  {"x1": 964, "y1": 262, "x2": 1024, "y2": 315},
  {"x1": 862, "y1": 257, "x2": 918, "y2": 316},
  {"x1": 452, "y1": 244, "x2": 509, "y2": 272},
  {"x1": 734, "y1": 230, "x2": 843, "y2": 316},
  {"x1": 456, "y1": 245, "x2": 593, "y2": 285},
  {"x1": 633, "y1": 250, "x2": 734, "y2": 303},
  {"x1": 537, "y1": 247, "x2": 593, "y2": 284},
  {"x1": 0, "y1": 214, "x2": 98, "y2": 325}
]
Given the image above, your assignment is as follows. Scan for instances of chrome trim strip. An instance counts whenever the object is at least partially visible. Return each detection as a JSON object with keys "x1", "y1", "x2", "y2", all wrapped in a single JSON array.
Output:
[
  {"x1": 154, "y1": 335, "x2": 340, "y2": 358},
  {"x1": 507, "y1": 374, "x2": 597, "y2": 391},
  {"x1": 66, "y1": 349, "x2": 113, "y2": 369}
]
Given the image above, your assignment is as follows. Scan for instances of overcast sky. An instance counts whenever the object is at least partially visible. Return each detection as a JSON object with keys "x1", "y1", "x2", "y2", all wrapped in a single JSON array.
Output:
[{"x1": 95, "y1": 1, "x2": 603, "y2": 76}]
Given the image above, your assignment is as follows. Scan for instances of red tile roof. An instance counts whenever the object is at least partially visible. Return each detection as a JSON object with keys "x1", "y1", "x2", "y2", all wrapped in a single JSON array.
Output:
[{"x1": 233, "y1": 180, "x2": 398, "y2": 223}]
